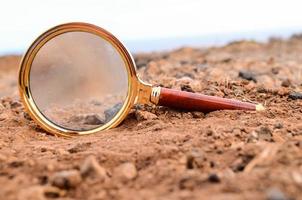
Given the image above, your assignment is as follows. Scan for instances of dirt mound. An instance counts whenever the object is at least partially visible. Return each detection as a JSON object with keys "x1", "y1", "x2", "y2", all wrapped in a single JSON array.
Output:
[{"x1": 0, "y1": 37, "x2": 302, "y2": 199}]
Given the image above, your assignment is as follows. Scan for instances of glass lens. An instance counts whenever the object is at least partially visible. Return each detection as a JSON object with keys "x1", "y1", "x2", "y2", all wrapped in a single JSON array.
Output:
[{"x1": 29, "y1": 31, "x2": 128, "y2": 131}]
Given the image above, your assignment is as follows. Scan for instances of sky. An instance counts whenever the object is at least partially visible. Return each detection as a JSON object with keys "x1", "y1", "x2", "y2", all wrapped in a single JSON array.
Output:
[{"x1": 1, "y1": 0, "x2": 302, "y2": 54}]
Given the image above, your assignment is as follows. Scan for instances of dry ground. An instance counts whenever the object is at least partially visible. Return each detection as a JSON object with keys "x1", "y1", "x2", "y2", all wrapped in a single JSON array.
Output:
[{"x1": 0, "y1": 36, "x2": 302, "y2": 200}]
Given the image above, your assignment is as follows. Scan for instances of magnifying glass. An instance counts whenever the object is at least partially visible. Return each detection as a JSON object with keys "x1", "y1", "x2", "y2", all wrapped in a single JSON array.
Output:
[{"x1": 19, "y1": 22, "x2": 264, "y2": 137}]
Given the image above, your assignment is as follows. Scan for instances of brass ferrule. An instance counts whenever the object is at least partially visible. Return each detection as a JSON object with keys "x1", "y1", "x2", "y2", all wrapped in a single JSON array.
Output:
[{"x1": 150, "y1": 86, "x2": 161, "y2": 105}]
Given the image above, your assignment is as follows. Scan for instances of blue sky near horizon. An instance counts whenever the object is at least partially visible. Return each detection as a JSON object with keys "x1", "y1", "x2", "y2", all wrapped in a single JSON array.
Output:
[{"x1": 1, "y1": 0, "x2": 302, "y2": 55}]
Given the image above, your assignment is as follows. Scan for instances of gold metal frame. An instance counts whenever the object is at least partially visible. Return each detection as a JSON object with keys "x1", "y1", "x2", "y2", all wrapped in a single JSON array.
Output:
[{"x1": 19, "y1": 22, "x2": 158, "y2": 137}]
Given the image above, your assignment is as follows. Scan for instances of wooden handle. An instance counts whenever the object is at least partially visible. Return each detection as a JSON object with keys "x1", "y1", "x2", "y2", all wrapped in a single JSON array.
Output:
[{"x1": 158, "y1": 87, "x2": 260, "y2": 112}]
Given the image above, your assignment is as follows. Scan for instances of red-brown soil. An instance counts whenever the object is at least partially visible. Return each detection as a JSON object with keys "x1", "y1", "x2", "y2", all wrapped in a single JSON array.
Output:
[{"x1": 0, "y1": 36, "x2": 302, "y2": 200}]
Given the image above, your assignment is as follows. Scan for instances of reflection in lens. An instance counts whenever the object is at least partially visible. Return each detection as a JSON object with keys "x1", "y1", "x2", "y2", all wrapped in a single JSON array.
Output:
[{"x1": 30, "y1": 31, "x2": 128, "y2": 131}]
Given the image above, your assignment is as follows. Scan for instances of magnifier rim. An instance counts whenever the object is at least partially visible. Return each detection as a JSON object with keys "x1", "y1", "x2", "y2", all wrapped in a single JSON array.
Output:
[{"x1": 18, "y1": 22, "x2": 138, "y2": 137}]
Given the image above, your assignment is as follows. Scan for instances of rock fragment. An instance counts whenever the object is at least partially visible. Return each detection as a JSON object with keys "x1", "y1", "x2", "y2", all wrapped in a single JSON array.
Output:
[
  {"x1": 135, "y1": 110, "x2": 157, "y2": 121},
  {"x1": 257, "y1": 86, "x2": 267, "y2": 93},
  {"x1": 266, "y1": 187, "x2": 288, "y2": 200},
  {"x1": 181, "y1": 84, "x2": 195, "y2": 92},
  {"x1": 104, "y1": 103, "x2": 122, "y2": 121},
  {"x1": 178, "y1": 171, "x2": 202, "y2": 190},
  {"x1": 288, "y1": 92, "x2": 302, "y2": 100},
  {"x1": 186, "y1": 149, "x2": 205, "y2": 169},
  {"x1": 80, "y1": 155, "x2": 107, "y2": 181},
  {"x1": 191, "y1": 111, "x2": 205, "y2": 118},
  {"x1": 207, "y1": 173, "x2": 220, "y2": 183},
  {"x1": 238, "y1": 70, "x2": 257, "y2": 82},
  {"x1": 281, "y1": 79, "x2": 291, "y2": 87},
  {"x1": 68, "y1": 142, "x2": 91, "y2": 153},
  {"x1": 257, "y1": 126, "x2": 273, "y2": 141},
  {"x1": 10, "y1": 100, "x2": 22, "y2": 108},
  {"x1": 83, "y1": 114, "x2": 105, "y2": 125},
  {"x1": 114, "y1": 162, "x2": 137, "y2": 182},
  {"x1": 175, "y1": 76, "x2": 201, "y2": 92},
  {"x1": 271, "y1": 67, "x2": 279, "y2": 74},
  {"x1": 51, "y1": 170, "x2": 82, "y2": 189},
  {"x1": 69, "y1": 114, "x2": 105, "y2": 125},
  {"x1": 43, "y1": 186, "x2": 66, "y2": 198},
  {"x1": 274, "y1": 122, "x2": 283, "y2": 129}
]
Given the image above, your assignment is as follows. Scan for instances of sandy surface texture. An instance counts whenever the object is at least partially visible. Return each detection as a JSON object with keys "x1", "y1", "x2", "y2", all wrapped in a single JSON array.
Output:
[{"x1": 0, "y1": 36, "x2": 302, "y2": 200}]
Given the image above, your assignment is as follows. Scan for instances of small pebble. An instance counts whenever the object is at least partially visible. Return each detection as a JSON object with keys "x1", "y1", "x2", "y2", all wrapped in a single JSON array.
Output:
[
  {"x1": 68, "y1": 142, "x2": 91, "y2": 154},
  {"x1": 178, "y1": 171, "x2": 201, "y2": 190},
  {"x1": 104, "y1": 103, "x2": 122, "y2": 121},
  {"x1": 257, "y1": 86, "x2": 267, "y2": 93},
  {"x1": 69, "y1": 114, "x2": 105, "y2": 125},
  {"x1": 181, "y1": 84, "x2": 195, "y2": 92},
  {"x1": 271, "y1": 67, "x2": 279, "y2": 74},
  {"x1": 278, "y1": 88, "x2": 290, "y2": 96},
  {"x1": 208, "y1": 173, "x2": 220, "y2": 183},
  {"x1": 288, "y1": 92, "x2": 302, "y2": 100},
  {"x1": 281, "y1": 79, "x2": 291, "y2": 87},
  {"x1": 186, "y1": 148, "x2": 205, "y2": 169},
  {"x1": 51, "y1": 170, "x2": 82, "y2": 189},
  {"x1": 247, "y1": 131, "x2": 258, "y2": 143},
  {"x1": 84, "y1": 114, "x2": 105, "y2": 125},
  {"x1": 257, "y1": 126, "x2": 273, "y2": 141},
  {"x1": 191, "y1": 111, "x2": 205, "y2": 119},
  {"x1": 274, "y1": 122, "x2": 283, "y2": 129},
  {"x1": 10, "y1": 100, "x2": 22, "y2": 109},
  {"x1": 114, "y1": 162, "x2": 137, "y2": 182},
  {"x1": 80, "y1": 155, "x2": 107, "y2": 181},
  {"x1": 238, "y1": 70, "x2": 257, "y2": 82},
  {"x1": 206, "y1": 129, "x2": 214, "y2": 136},
  {"x1": 266, "y1": 187, "x2": 288, "y2": 200},
  {"x1": 135, "y1": 110, "x2": 157, "y2": 121},
  {"x1": 233, "y1": 128, "x2": 242, "y2": 137},
  {"x1": 44, "y1": 186, "x2": 65, "y2": 198},
  {"x1": 23, "y1": 112, "x2": 32, "y2": 121}
]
